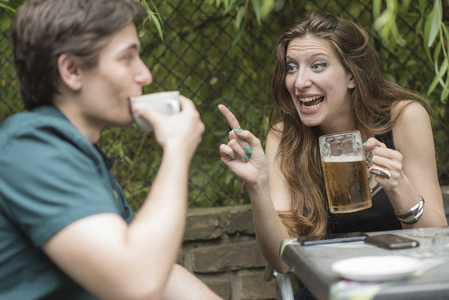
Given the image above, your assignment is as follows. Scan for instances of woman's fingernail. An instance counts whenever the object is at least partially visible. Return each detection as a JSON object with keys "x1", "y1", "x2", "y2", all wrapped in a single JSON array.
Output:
[
  {"x1": 234, "y1": 129, "x2": 242, "y2": 133},
  {"x1": 245, "y1": 146, "x2": 252, "y2": 154},
  {"x1": 362, "y1": 141, "x2": 368, "y2": 145},
  {"x1": 232, "y1": 153, "x2": 236, "y2": 159},
  {"x1": 244, "y1": 155, "x2": 249, "y2": 162}
]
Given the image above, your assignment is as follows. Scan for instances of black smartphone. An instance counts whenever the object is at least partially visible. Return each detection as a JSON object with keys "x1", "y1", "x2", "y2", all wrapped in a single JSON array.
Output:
[
  {"x1": 364, "y1": 234, "x2": 420, "y2": 250},
  {"x1": 298, "y1": 231, "x2": 367, "y2": 246}
]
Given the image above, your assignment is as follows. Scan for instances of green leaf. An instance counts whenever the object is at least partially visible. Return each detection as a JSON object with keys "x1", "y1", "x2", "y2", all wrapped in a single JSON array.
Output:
[
  {"x1": 0, "y1": 3, "x2": 15, "y2": 13},
  {"x1": 251, "y1": 0, "x2": 261, "y2": 24},
  {"x1": 373, "y1": 0, "x2": 407, "y2": 46},
  {"x1": 273, "y1": 0, "x2": 285, "y2": 11},
  {"x1": 435, "y1": 0, "x2": 443, "y2": 19},
  {"x1": 232, "y1": 18, "x2": 246, "y2": 46},
  {"x1": 442, "y1": 21, "x2": 449, "y2": 44},
  {"x1": 373, "y1": 11, "x2": 391, "y2": 31},
  {"x1": 373, "y1": 0, "x2": 381, "y2": 20},
  {"x1": 139, "y1": 0, "x2": 164, "y2": 41},
  {"x1": 428, "y1": 58, "x2": 448, "y2": 96},
  {"x1": 424, "y1": 9, "x2": 435, "y2": 58},
  {"x1": 223, "y1": 0, "x2": 238, "y2": 15},
  {"x1": 418, "y1": 0, "x2": 426, "y2": 13},
  {"x1": 390, "y1": 18, "x2": 406, "y2": 46},
  {"x1": 415, "y1": 0, "x2": 426, "y2": 33},
  {"x1": 427, "y1": 0, "x2": 442, "y2": 47},
  {"x1": 260, "y1": 0, "x2": 275, "y2": 18},
  {"x1": 149, "y1": 13, "x2": 164, "y2": 42},
  {"x1": 236, "y1": 6, "x2": 246, "y2": 29},
  {"x1": 433, "y1": 41, "x2": 442, "y2": 63},
  {"x1": 401, "y1": 0, "x2": 411, "y2": 11},
  {"x1": 442, "y1": 78, "x2": 449, "y2": 103}
]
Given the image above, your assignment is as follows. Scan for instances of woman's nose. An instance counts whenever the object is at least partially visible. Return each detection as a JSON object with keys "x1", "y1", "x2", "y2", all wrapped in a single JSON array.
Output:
[{"x1": 295, "y1": 70, "x2": 312, "y2": 90}]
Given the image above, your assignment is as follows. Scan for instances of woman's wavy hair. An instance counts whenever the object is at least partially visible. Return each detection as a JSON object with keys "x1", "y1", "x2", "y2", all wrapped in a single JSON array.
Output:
[
  {"x1": 11, "y1": 0, "x2": 147, "y2": 110},
  {"x1": 270, "y1": 11, "x2": 430, "y2": 237}
]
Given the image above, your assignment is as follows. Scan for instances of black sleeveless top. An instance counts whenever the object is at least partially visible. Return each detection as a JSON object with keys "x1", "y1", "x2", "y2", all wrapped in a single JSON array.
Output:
[{"x1": 327, "y1": 131, "x2": 402, "y2": 233}]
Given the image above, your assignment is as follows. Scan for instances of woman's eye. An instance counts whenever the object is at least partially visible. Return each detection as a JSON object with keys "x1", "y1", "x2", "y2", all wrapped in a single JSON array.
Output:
[
  {"x1": 285, "y1": 63, "x2": 298, "y2": 73},
  {"x1": 311, "y1": 62, "x2": 327, "y2": 70}
]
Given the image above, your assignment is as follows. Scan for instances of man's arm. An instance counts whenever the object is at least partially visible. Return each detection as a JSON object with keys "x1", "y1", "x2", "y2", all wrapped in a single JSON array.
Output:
[{"x1": 42, "y1": 97, "x2": 213, "y2": 300}]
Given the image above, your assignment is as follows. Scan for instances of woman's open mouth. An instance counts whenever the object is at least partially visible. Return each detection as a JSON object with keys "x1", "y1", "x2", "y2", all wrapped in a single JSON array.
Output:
[{"x1": 299, "y1": 95, "x2": 324, "y2": 109}]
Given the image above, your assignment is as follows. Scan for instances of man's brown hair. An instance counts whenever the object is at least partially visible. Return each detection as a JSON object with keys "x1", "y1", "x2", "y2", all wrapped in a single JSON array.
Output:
[{"x1": 12, "y1": 0, "x2": 147, "y2": 110}]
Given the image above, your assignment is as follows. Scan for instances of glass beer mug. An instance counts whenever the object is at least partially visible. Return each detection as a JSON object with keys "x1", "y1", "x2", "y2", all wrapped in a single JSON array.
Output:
[{"x1": 319, "y1": 130, "x2": 387, "y2": 213}]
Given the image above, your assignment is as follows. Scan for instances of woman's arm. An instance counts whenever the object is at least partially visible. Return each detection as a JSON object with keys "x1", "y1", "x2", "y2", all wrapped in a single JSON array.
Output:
[
  {"x1": 218, "y1": 105, "x2": 292, "y2": 273},
  {"x1": 367, "y1": 101, "x2": 447, "y2": 228}
]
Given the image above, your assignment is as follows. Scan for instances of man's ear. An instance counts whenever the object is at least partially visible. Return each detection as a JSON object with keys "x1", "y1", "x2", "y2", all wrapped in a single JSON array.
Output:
[
  {"x1": 57, "y1": 54, "x2": 83, "y2": 91},
  {"x1": 347, "y1": 73, "x2": 355, "y2": 89}
]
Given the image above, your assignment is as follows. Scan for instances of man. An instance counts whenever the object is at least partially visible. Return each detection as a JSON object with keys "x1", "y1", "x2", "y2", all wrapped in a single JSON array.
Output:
[{"x1": 0, "y1": 0, "x2": 221, "y2": 299}]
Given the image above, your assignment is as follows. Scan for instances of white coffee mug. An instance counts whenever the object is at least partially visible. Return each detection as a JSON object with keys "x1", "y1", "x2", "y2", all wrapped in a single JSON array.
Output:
[{"x1": 130, "y1": 91, "x2": 181, "y2": 132}]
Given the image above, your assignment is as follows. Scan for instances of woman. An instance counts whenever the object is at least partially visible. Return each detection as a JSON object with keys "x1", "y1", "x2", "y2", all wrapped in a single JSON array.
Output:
[{"x1": 218, "y1": 12, "x2": 447, "y2": 277}]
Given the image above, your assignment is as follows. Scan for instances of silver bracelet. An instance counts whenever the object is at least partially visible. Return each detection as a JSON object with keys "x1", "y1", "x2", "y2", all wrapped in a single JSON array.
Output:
[
  {"x1": 395, "y1": 195, "x2": 425, "y2": 224},
  {"x1": 398, "y1": 207, "x2": 424, "y2": 224}
]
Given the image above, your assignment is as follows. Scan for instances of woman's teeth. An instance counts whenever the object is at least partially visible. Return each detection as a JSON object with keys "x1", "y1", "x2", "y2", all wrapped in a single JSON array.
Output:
[
  {"x1": 299, "y1": 96, "x2": 323, "y2": 109},
  {"x1": 300, "y1": 96, "x2": 321, "y2": 102},
  {"x1": 302, "y1": 102, "x2": 320, "y2": 109}
]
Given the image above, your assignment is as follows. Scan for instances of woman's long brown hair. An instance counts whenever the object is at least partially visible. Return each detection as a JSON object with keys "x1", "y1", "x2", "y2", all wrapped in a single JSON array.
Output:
[{"x1": 270, "y1": 12, "x2": 430, "y2": 237}]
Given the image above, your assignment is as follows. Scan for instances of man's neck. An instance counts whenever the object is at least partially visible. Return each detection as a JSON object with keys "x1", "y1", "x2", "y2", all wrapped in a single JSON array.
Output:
[{"x1": 53, "y1": 100, "x2": 102, "y2": 144}]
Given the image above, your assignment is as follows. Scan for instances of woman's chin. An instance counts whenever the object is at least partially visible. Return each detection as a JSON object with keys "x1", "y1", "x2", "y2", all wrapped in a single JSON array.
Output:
[
  {"x1": 297, "y1": 108, "x2": 324, "y2": 127},
  {"x1": 300, "y1": 119, "x2": 322, "y2": 128}
]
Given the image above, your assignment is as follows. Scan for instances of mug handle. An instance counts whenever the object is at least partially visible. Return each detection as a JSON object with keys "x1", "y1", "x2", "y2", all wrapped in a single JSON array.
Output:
[
  {"x1": 365, "y1": 146, "x2": 391, "y2": 197},
  {"x1": 370, "y1": 183, "x2": 383, "y2": 197},
  {"x1": 166, "y1": 99, "x2": 181, "y2": 114}
]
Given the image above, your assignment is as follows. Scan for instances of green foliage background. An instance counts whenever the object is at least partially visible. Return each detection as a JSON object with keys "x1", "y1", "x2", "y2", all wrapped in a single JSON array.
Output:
[{"x1": 0, "y1": 0, "x2": 448, "y2": 212}]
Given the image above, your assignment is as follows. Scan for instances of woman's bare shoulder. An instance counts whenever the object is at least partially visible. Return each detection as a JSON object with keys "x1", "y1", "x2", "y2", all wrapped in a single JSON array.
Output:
[
  {"x1": 266, "y1": 122, "x2": 283, "y2": 161},
  {"x1": 267, "y1": 122, "x2": 283, "y2": 141},
  {"x1": 391, "y1": 100, "x2": 429, "y2": 122},
  {"x1": 391, "y1": 100, "x2": 432, "y2": 150}
]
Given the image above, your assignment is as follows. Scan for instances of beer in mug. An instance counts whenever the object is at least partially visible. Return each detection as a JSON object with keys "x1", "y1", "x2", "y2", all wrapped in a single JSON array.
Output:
[{"x1": 319, "y1": 131, "x2": 372, "y2": 213}]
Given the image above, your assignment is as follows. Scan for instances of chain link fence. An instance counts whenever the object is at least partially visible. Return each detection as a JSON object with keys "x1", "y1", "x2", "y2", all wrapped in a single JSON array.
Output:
[{"x1": 1, "y1": 0, "x2": 448, "y2": 210}]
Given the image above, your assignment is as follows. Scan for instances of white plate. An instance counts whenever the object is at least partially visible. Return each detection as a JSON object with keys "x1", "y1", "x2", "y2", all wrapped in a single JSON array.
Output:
[{"x1": 332, "y1": 256, "x2": 422, "y2": 282}]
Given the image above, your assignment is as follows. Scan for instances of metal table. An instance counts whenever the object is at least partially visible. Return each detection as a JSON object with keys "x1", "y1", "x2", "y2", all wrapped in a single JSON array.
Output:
[{"x1": 280, "y1": 227, "x2": 449, "y2": 300}]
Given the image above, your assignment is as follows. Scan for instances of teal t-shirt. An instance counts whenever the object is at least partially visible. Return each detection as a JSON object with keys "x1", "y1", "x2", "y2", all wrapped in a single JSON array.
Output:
[{"x1": 0, "y1": 105, "x2": 135, "y2": 299}]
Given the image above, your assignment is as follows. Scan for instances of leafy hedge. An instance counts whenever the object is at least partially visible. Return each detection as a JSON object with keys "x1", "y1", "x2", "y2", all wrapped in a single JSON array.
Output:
[{"x1": 0, "y1": 0, "x2": 447, "y2": 211}]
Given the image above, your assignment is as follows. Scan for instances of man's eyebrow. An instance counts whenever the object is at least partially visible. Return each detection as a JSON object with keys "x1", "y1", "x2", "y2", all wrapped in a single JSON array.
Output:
[
  {"x1": 129, "y1": 43, "x2": 140, "y2": 51},
  {"x1": 120, "y1": 43, "x2": 140, "y2": 53}
]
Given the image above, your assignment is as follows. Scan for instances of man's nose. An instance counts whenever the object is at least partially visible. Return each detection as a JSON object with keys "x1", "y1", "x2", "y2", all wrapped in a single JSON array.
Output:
[{"x1": 135, "y1": 58, "x2": 153, "y2": 86}]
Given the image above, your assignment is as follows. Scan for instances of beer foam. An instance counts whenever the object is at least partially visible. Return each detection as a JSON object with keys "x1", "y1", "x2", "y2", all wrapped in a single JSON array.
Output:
[{"x1": 322, "y1": 154, "x2": 364, "y2": 162}]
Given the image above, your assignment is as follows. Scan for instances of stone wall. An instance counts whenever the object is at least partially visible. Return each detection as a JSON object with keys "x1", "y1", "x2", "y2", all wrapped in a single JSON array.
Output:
[
  {"x1": 179, "y1": 205, "x2": 278, "y2": 300},
  {"x1": 180, "y1": 187, "x2": 449, "y2": 300}
]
